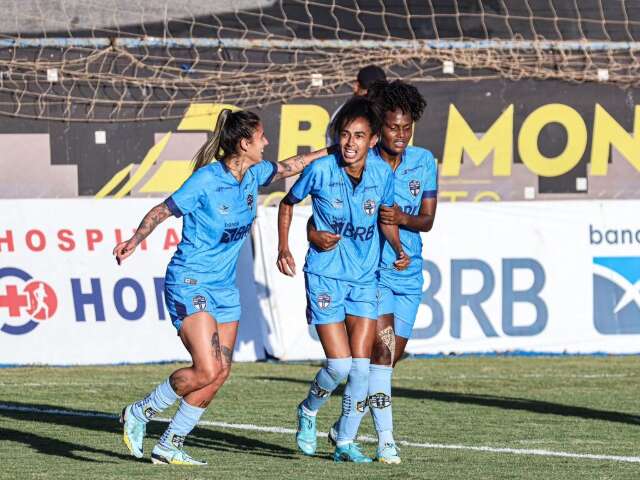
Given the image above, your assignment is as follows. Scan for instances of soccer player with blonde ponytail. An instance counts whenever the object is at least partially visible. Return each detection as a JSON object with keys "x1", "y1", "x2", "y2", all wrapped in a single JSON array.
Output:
[{"x1": 114, "y1": 108, "x2": 330, "y2": 465}]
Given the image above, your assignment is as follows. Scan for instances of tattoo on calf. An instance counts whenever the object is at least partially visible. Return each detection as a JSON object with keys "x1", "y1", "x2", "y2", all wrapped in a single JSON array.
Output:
[
  {"x1": 211, "y1": 332, "x2": 221, "y2": 361},
  {"x1": 220, "y1": 345, "x2": 233, "y2": 365},
  {"x1": 379, "y1": 326, "x2": 396, "y2": 367}
]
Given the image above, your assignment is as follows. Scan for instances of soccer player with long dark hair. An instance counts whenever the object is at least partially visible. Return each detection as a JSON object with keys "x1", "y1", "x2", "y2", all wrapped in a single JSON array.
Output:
[
  {"x1": 312, "y1": 80, "x2": 437, "y2": 464},
  {"x1": 277, "y1": 96, "x2": 409, "y2": 463},
  {"x1": 114, "y1": 109, "x2": 330, "y2": 465}
]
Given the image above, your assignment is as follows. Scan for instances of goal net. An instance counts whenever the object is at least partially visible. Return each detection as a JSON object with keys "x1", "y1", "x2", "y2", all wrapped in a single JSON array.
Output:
[{"x1": 1, "y1": 0, "x2": 639, "y2": 121}]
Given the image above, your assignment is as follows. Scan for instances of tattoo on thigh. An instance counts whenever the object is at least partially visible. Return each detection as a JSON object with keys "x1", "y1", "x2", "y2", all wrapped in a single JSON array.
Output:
[
  {"x1": 379, "y1": 326, "x2": 396, "y2": 367},
  {"x1": 211, "y1": 332, "x2": 221, "y2": 360},
  {"x1": 221, "y1": 345, "x2": 233, "y2": 365}
]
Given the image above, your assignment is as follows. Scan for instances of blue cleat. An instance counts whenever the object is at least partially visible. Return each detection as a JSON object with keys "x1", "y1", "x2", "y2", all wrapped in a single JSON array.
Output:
[
  {"x1": 376, "y1": 442, "x2": 401, "y2": 464},
  {"x1": 151, "y1": 441, "x2": 207, "y2": 466},
  {"x1": 333, "y1": 442, "x2": 373, "y2": 463},
  {"x1": 120, "y1": 404, "x2": 146, "y2": 458},
  {"x1": 295, "y1": 403, "x2": 317, "y2": 455}
]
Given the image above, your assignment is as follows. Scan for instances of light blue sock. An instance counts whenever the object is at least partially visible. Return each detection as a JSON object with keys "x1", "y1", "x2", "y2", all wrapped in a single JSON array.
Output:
[
  {"x1": 369, "y1": 364, "x2": 395, "y2": 448},
  {"x1": 130, "y1": 378, "x2": 180, "y2": 423},
  {"x1": 159, "y1": 399, "x2": 205, "y2": 449},
  {"x1": 302, "y1": 357, "x2": 352, "y2": 412},
  {"x1": 336, "y1": 358, "x2": 370, "y2": 444}
]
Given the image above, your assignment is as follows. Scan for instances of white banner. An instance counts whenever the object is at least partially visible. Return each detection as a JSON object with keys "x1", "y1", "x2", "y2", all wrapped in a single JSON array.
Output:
[
  {"x1": 0, "y1": 199, "x2": 267, "y2": 365},
  {"x1": 253, "y1": 201, "x2": 640, "y2": 360}
]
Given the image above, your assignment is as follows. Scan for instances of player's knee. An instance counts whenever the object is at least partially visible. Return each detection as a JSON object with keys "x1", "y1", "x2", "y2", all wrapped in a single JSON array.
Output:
[
  {"x1": 325, "y1": 357, "x2": 352, "y2": 383},
  {"x1": 195, "y1": 364, "x2": 220, "y2": 388}
]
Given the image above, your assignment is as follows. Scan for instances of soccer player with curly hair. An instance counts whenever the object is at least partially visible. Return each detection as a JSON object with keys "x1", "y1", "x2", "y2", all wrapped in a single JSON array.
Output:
[{"x1": 311, "y1": 80, "x2": 438, "y2": 464}]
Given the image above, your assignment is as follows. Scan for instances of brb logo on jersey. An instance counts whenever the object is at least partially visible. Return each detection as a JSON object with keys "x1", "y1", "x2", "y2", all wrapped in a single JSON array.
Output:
[
  {"x1": 246, "y1": 194, "x2": 254, "y2": 209},
  {"x1": 593, "y1": 257, "x2": 640, "y2": 334},
  {"x1": 408, "y1": 179, "x2": 421, "y2": 197},
  {"x1": 363, "y1": 199, "x2": 376, "y2": 216},
  {"x1": 0, "y1": 267, "x2": 58, "y2": 335},
  {"x1": 221, "y1": 222, "x2": 253, "y2": 243}
]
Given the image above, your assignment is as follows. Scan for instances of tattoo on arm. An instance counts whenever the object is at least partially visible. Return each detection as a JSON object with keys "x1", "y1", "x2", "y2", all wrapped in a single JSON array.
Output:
[
  {"x1": 211, "y1": 332, "x2": 221, "y2": 361},
  {"x1": 220, "y1": 345, "x2": 233, "y2": 365},
  {"x1": 275, "y1": 151, "x2": 319, "y2": 180},
  {"x1": 132, "y1": 203, "x2": 171, "y2": 245}
]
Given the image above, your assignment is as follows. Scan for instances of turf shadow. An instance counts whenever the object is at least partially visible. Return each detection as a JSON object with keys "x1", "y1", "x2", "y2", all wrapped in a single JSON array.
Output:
[
  {"x1": 0, "y1": 401, "x2": 297, "y2": 461},
  {"x1": 0, "y1": 426, "x2": 133, "y2": 463},
  {"x1": 255, "y1": 376, "x2": 640, "y2": 426},
  {"x1": 186, "y1": 427, "x2": 298, "y2": 459}
]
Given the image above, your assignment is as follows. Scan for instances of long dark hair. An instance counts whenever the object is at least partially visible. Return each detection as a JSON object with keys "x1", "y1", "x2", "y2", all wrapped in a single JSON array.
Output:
[
  {"x1": 192, "y1": 109, "x2": 261, "y2": 172},
  {"x1": 329, "y1": 96, "x2": 382, "y2": 140}
]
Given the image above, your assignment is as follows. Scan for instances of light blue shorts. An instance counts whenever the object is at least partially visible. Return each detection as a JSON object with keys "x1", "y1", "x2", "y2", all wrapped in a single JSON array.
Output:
[
  {"x1": 377, "y1": 284, "x2": 422, "y2": 339},
  {"x1": 164, "y1": 281, "x2": 240, "y2": 332},
  {"x1": 305, "y1": 272, "x2": 377, "y2": 325}
]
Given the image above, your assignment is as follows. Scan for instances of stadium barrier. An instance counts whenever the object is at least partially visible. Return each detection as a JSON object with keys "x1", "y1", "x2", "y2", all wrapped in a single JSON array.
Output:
[
  {"x1": 253, "y1": 202, "x2": 640, "y2": 360},
  {"x1": 1, "y1": 199, "x2": 639, "y2": 365},
  {"x1": 0, "y1": 199, "x2": 269, "y2": 365}
]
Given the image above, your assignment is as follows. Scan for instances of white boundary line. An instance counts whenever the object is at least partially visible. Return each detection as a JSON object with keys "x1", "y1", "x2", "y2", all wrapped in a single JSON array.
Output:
[{"x1": 1, "y1": 404, "x2": 639, "y2": 464}]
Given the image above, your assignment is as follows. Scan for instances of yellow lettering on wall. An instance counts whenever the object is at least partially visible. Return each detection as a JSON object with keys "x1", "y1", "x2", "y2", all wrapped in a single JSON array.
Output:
[
  {"x1": 518, "y1": 104, "x2": 587, "y2": 177},
  {"x1": 178, "y1": 103, "x2": 240, "y2": 132},
  {"x1": 278, "y1": 105, "x2": 330, "y2": 161},
  {"x1": 474, "y1": 191, "x2": 501, "y2": 201},
  {"x1": 590, "y1": 104, "x2": 640, "y2": 175},
  {"x1": 439, "y1": 191, "x2": 469, "y2": 202},
  {"x1": 442, "y1": 104, "x2": 513, "y2": 177},
  {"x1": 138, "y1": 160, "x2": 192, "y2": 193}
]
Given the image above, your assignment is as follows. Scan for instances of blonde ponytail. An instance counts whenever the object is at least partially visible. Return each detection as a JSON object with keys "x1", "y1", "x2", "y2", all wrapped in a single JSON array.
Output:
[{"x1": 192, "y1": 108, "x2": 232, "y2": 172}]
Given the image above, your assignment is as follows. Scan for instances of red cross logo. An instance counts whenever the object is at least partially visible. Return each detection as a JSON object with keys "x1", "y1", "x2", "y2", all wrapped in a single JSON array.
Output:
[
  {"x1": 0, "y1": 268, "x2": 58, "y2": 335},
  {"x1": 0, "y1": 285, "x2": 29, "y2": 317}
]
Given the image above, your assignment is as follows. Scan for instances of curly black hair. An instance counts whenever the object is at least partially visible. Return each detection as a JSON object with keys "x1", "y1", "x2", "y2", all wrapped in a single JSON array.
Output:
[{"x1": 366, "y1": 80, "x2": 427, "y2": 122}]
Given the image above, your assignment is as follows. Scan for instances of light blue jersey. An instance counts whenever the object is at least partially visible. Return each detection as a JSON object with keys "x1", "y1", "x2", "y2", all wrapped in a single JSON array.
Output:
[
  {"x1": 377, "y1": 145, "x2": 438, "y2": 293},
  {"x1": 286, "y1": 152, "x2": 394, "y2": 285},
  {"x1": 164, "y1": 160, "x2": 277, "y2": 286}
]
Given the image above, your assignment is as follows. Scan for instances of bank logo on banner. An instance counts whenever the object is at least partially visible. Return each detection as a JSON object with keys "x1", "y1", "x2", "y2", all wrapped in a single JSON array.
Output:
[
  {"x1": 593, "y1": 257, "x2": 640, "y2": 334},
  {"x1": 0, "y1": 267, "x2": 58, "y2": 335}
]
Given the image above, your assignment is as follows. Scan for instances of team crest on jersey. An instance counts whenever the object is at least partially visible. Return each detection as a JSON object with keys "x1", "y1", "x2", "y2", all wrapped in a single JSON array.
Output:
[
  {"x1": 218, "y1": 203, "x2": 230, "y2": 215},
  {"x1": 192, "y1": 295, "x2": 207, "y2": 311},
  {"x1": 332, "y1": 198, "x2": 344, "y2": 209},
  {"x1": 408, "y1": 179, "x2": 421, "y2": 197},
  {"x1": 246, "y1": 194, "x2": 254, "y2": 209},
  {"x1": 363, "y1": 199, "x2": 376, "y2": 216},
  {"x1": 317, "y1": 293, "x2": 331, "y2": 309}
]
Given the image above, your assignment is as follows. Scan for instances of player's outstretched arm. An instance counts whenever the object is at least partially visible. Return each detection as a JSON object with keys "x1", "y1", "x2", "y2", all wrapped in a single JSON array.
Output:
[
  {"x1": 379, "y1": 197, "x2": 437, "y2": 232},
  {"x1": 379, "y1": 221, "x2": 409, "y2": 271},
  {"x1": 277, "y1": 199, "x2": 297, "y2": 276},
  {"x1": 272, "y1": 145, "x2": 336, "y2": 181},
  {"x1": 113, "y1": 202, "x2": 172, "y2": 264}
]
